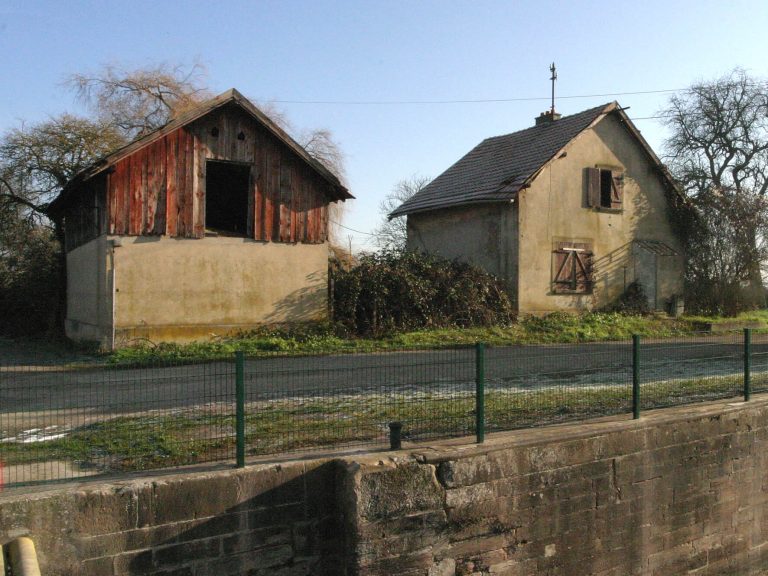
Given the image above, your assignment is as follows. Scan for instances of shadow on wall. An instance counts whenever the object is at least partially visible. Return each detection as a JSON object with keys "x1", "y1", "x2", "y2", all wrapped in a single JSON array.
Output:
[
  {"x1": 263, "y1": 271, "x2": 327, "y2": 324},
  {"x1": 126, "y1": 462, "x2": 345, "y2": 576},
  {"x1": 592, "y1": 242, "x2": 633, "y2": 304}
]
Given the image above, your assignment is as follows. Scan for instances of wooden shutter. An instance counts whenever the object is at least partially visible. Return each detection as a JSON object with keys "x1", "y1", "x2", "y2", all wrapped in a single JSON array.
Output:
[
  {"x1": 586, "y1": 168, "x2": 601, "y2": 207},
  {"x1": 553, "y1": 250, "x2": 574, "y2": 292},
  {"x1": 610, "y1": 172, "x2": 624, "y2": 209},
  {"x1": 553, "y1": 242, "x2": 594, "y2": 293},
  {"x1": 574, "y1": 250, "x2": 594, "y2": 291}
]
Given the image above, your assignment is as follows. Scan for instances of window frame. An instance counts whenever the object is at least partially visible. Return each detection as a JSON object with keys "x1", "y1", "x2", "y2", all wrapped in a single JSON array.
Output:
[{"x1": 586, "y1": 167, "x2": 624, "y2": 211}]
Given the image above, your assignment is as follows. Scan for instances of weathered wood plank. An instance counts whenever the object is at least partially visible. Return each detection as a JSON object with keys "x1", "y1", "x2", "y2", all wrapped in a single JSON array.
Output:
[
  {"x1": 112, "y1": 160, "x2": 128, "y2": 234},
  {"x1": 176, "y1": 129, "x2": 188, "y2": 236},
  {"x1": 154, "y1": 137, "x2": 167, "y2": 235},
  {"x1": 128, "y1": 152, "x2": 141, "y2": 235},
  {"x1": 184, "y1": 128, "x2": 196, "y2": 237},
  {"x1": 140, "y1": 146, "x2": 149, "y2": 233},
  {"x1": 145, "y1": 142, "x2": 156, "y2": 233},
  {"x1": 279, "y1": 160, "x2": 292, "y2": 242},
  {"x1": 165, "y1": 130, "x2": 178, "y2": 236},
  {"x1": 270, "y1": 142, "x2": 281, "y2": 242},
  {"x1": 107, "y1": 166, "x2": 117, "y2": 234},
  {"x1": 253, "y1": 132, "x2": 264, "y2": 241},
  {"x1": 192, "y1": 130, "x2": 205, "y2": 238}
]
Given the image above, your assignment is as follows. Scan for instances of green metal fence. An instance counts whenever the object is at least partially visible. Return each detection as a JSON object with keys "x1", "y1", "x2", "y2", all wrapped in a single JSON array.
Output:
[{"x1": 0, "y1": 331, "x2": 764, "y2": 488}]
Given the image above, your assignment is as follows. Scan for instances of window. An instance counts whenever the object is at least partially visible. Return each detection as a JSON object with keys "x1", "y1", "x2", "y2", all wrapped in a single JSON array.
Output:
[
  {"x1": 586, "y1": 167, "x2": 623, "y2": 210},
  {"x1": 552, "y1": 242, "x2": 593, "y2": 293},
  {"x1": 205, "y1": 160, "x2": 250, "y2": 236}
]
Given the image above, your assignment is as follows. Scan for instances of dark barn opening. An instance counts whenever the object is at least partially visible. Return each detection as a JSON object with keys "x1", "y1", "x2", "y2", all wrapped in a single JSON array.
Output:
[{"x1": 205, "y1": 160, "x2": 250, "y2": 236}]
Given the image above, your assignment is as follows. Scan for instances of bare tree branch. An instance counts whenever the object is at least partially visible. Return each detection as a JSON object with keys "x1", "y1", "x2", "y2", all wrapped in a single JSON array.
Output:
[{"x1": 373, "y1": 175, "x2": 431, "y2": 252}]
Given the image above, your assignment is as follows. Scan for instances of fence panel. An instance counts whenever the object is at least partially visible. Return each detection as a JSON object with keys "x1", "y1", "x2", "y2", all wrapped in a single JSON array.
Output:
[
  {"x1": 638, "y1": 332, "x2": 744, "y2": 411},
  {"x1": 241, "y1": 346, "x2": 475, "y2": 457},
  {"x1": 485, "y1": 342, "x2": 633, "y2": 430},
  {"x1": 0, "y1": 331, "x2": 763, "y2": 489},
  {"x1": 0, "y1": 355, "x2": 235, "y2": 487}
]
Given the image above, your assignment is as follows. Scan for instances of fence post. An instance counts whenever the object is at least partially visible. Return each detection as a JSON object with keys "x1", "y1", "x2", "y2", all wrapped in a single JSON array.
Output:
[
  {"x1": 744, "y1": 328, "x2": 752, "y2": 402},
  {"x1": 632, "y1": 335, "x2": 640, "y2": 419},
  {"x1": 476, "y1": 343, "x2": 485, "y2": 443},
  {"x1": 235, "y1": 351, "x2": 246, "y2": 468}
]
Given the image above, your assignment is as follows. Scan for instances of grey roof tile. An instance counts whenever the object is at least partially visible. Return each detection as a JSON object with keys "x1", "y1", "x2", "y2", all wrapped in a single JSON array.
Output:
[{"x1": 390, "y1": 103, "x2": 613, "y2": 217}]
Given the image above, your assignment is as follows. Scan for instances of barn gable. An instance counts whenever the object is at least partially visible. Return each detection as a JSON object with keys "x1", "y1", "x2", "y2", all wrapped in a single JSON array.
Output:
[{"x1": 51, "y1": 89, "x2": 351, "y2": 251}]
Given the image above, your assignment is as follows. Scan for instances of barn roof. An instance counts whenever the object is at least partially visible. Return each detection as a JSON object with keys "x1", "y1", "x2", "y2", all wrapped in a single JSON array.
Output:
[
  {"x1": 50, "y1": 89, "x2": 352, "y2": 214},
  {"x1": 390, "y1": 102, "x2": 679, "y2": 218}
]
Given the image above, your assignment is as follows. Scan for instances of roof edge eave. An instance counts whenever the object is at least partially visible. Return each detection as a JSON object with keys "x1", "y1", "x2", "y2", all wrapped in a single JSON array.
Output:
[{"x1": 389, "y1": 197, "x2": 514, "y2": 219}]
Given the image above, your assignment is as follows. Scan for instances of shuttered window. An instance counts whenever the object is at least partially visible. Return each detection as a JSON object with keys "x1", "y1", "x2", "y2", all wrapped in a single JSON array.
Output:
[
  {"x1": 552, "y1": 242, "x2": 594, "y2": 293},
  {"x1": 586, "y1": 167, "x2": 623, "y2": 209}
]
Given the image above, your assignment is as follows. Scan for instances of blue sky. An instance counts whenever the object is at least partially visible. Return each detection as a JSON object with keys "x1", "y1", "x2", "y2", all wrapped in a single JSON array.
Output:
[{"x1": 2, "y1": 0, "x2": 767, "y2": 250}]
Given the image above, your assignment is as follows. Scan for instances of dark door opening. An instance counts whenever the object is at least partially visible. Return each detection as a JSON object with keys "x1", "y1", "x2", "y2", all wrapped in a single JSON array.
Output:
[{"x1": 205, "y1": 160, "x2": 250, "y2": 236}]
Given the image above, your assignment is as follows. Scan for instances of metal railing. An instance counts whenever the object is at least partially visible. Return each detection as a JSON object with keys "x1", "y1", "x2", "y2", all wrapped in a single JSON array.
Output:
[{"x1": 0, "y1": 330, "x2": 763, "y2": 488}]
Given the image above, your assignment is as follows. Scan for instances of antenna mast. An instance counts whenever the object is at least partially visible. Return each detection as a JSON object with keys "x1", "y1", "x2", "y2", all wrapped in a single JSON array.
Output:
[{"x1": 549, "y1": 62, "x2": 557, "y2": 115}]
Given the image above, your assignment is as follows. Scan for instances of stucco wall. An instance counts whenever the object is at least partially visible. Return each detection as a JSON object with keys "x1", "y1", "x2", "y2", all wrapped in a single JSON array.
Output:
[
  {"x1": 517, "y1": 114, "x2": 684, "y2": 314},
  {"x1": 406, "y1": 203, "x2": 518, "y2": 301},
  {"x1": 111, "y1": 236, "x2": 329, "y2": 344},
  {"x1": 64, "y1": 236, "x2": 113, "y2": 347}
]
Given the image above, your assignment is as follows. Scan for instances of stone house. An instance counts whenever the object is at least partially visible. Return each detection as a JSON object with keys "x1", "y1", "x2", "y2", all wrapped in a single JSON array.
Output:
[
  {"x1": 391, "y1": 102, "x2": 685, "y2": 314},
  {"x1": 49, "y1": 89, "x2": 352, "y2": 349}
]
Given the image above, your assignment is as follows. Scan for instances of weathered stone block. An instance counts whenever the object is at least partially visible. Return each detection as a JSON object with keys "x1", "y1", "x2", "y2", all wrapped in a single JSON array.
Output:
[
  {"x1": 358, "y1": 462, "x2": 444, "y2": 522},
  {"x1": 153, "y1": 536, "x2": 220, "y2": 567}
]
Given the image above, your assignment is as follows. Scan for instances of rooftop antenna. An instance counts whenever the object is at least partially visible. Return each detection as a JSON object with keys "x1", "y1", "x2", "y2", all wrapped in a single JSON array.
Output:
[{"x1": 549, "y1": 62, "x2": 557, "y2": 115}]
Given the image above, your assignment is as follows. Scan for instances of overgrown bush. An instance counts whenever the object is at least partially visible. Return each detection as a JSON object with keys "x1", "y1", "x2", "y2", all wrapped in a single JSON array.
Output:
[
  {"x1": 332, "y1": 250, "x2": 514, "y2": 337},
  {"x1": 606, "y1": 281, "x2": 650, "y2": 315}
]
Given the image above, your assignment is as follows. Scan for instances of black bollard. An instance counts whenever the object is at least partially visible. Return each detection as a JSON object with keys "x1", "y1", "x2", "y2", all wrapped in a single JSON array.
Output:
[{"x1": 389, "y1": 422, "x2": 403, "y2": 450}]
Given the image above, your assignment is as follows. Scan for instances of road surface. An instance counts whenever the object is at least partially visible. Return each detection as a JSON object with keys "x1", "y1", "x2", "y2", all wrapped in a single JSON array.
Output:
[{"x1": 1, "y1": 335, "x2": 766, "y2": 416}]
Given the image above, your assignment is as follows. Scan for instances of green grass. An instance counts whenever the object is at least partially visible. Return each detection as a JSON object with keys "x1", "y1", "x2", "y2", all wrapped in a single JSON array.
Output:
[
  {"x1": 682, "y1": 309, "x2": 768, "y2": 326},
  {"x1": 106, "y1": 312, "x2": 707, "y2": 366},
  {"x1": 4, "y1": 371, "x2": 763, "y2": 474}
]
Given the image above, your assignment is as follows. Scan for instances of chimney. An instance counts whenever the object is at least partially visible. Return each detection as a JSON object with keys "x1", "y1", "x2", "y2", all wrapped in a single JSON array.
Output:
[{"x1": 535, "y1": 110, "x2": 562, "y2": 126}]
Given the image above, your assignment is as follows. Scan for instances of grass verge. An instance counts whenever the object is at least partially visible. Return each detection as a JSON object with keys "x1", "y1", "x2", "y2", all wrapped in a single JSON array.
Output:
[{"x1": 106, "y1": 312, "x2": 707, "y2": 366}]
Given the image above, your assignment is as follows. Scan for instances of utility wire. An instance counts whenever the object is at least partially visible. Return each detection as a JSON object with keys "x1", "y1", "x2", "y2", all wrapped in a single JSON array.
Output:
[
  {"x1": 269, "y1": 88, "x2": 684, "y2": 106},
  {"x1": 331, "y1": 219, "x2": 379, "y2": 236}
]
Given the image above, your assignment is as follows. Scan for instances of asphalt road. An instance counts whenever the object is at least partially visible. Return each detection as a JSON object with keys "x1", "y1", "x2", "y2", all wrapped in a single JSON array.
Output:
[{"x1": 2, "y1": 334, "x2": 767, "y2": 415}]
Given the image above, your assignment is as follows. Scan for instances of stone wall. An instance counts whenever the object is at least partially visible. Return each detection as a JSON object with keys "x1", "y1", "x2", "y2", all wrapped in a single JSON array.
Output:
[
  {"x1": 0, "y1": 461, "x2": 341, "y2": 576},
  {"x1": 344, "y1": 398, "x2": 768, "y2": 575},
  {"x1": 3, "y1": 398, "x2": 768, "y2": 575}
]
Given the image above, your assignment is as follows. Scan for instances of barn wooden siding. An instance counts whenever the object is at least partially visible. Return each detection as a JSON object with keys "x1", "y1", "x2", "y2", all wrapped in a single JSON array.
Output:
[{"x1": 106, "y1": 105, "x2": 330, "y2": 243}]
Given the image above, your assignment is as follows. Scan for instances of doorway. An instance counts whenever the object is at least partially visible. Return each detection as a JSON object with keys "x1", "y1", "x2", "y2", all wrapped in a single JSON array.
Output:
[{"x1": 205, "y1": 160, "x2": 250, "y2": 236}]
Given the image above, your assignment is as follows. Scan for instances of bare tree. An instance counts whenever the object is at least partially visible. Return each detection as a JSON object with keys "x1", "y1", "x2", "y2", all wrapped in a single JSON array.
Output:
[
  {"x1": 664, "y1": 69, "x2": 768, "y2": 198},
  {"x1": 374, "y1": 175, "x2": 431, "y2": 252},
  {"x1": 1, "y1": 63, "x2": 208, "y2": 335},
  {"x1": 662, "y1": 69, "x2": 768, "y2": 312},
  {"x1": 67, "y1": 62, "x2": 210, "y2": 139}
]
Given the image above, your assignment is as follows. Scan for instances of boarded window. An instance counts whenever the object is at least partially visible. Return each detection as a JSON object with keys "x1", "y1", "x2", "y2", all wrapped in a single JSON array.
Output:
[
  {"x1": 552, "y1": 241, "x2": 594, "y2": 294},
  {"x1": 586, "y1": 167, "x2": 623, "y2": 209},
  {"x1": 205, "y1": 160, "x2": 250, "y2": 236}
]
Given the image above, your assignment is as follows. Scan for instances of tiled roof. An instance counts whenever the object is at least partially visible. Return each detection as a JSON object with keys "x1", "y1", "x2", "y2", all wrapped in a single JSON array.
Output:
[{"x1": 390, "y1": 103, "x2": 614, "y2": 217}]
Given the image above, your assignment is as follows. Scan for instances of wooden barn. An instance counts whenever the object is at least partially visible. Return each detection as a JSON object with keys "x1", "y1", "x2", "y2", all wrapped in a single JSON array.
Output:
[{"x1": 49, "y1": 89, "x2": 352, "y2": 349}]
